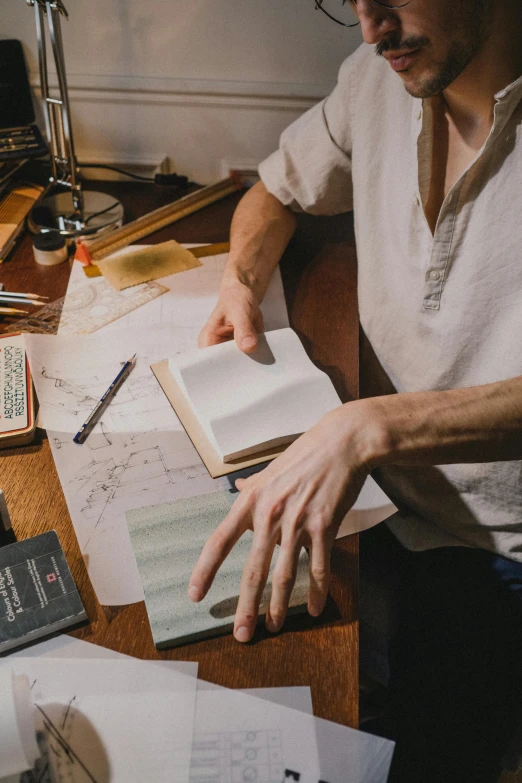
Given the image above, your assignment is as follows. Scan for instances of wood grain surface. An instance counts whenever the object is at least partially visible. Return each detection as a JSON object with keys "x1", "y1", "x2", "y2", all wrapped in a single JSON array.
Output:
[{"x1": 0, "y1": 182, "x2": 359, "y2": 727}]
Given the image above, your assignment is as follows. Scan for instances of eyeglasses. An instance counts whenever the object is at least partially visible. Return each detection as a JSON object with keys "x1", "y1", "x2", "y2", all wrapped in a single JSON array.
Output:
[{"x1": 315, "y1": 0, "x2": 410, "y2": 28}]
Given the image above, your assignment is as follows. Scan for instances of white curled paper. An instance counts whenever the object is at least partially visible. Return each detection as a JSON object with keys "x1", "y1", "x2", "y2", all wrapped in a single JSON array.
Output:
[{"x1": 0, "y1": 668, "x2": 39, "y2": 778}]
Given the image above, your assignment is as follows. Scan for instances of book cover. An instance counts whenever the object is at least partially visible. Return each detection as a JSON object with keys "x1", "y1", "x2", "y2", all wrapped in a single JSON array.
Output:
[
  {"x1": 0, "y1": 332, "x2": 36, "y2": 448},
  {"x1": 0, "y1": 530, "x2": 87, "y2": 654},
  {"x1": 126, "y1": 490, "x2": 309, "y2": 649}
]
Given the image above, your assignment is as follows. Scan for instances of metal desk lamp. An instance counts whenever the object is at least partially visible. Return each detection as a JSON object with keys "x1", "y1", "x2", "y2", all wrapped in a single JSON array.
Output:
[{"x1": 26, "y1": 0, "x2": 124, "y2": 237}]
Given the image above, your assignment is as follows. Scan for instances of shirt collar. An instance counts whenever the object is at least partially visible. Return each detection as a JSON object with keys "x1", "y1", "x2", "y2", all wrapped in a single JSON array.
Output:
[{"x1": 494, "y1": 73, "x2": 522, "y2": 103}]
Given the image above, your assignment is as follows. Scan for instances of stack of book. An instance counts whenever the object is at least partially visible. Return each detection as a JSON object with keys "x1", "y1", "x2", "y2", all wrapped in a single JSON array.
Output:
[{"x1": 0, "y1": 184, "x2": 43, "y2": 262}]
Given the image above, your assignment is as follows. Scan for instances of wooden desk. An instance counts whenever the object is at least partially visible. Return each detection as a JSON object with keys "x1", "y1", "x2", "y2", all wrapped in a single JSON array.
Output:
[{"x1": 0, "y1": 182, "x2": 359, "y2": 727}]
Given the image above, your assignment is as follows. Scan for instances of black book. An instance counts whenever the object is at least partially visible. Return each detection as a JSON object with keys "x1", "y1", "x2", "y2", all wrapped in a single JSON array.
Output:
[{"x1": 0, "y1": 530, "x2": 87, "y2": 654}]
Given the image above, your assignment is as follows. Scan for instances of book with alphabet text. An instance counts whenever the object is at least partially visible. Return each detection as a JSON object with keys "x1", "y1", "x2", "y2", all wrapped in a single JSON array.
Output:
[{"x1": 0, "y1": 332, "x2": 36, "y2": 448}]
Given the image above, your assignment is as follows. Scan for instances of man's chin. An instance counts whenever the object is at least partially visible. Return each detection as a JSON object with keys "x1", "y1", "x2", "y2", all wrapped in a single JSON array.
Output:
[{"x1": 400, "y1": 71, "x2": 447, "y2": 99}]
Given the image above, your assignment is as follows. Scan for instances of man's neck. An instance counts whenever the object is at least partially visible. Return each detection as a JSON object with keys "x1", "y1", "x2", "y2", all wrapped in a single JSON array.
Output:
[{"x1": 442, "y1": 2, "x2": 522, "y2": 134}]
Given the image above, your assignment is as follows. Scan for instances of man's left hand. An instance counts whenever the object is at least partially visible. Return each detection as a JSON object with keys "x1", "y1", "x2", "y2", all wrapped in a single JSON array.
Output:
[{"x1": 187, "y1": 403, "x2": 371, "y2": 642}]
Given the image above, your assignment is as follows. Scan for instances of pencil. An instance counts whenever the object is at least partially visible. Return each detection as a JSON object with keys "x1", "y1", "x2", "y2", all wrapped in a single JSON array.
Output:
[
  {"x1": 0, "y1": 307, "x2": 29, "y2": 315},
  {"x1": 0, "y1": 295, "x2": 43, "y2": 306},
  {"x1": 0, "y1": 291, "x2": 48, "y2": 299},
  {"x1": 73, "y1": 354, "x2": 137, "y2": 444}
]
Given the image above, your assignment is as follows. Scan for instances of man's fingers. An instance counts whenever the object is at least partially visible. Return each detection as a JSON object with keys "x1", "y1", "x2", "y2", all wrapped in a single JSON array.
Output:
[
  {"x1": 266, "y1": 537, "x2": 302, "y2": 633},
  {"x1": 197, "y1": 319, "x2": 232, "y2": 348},
  {"x1": 197, "y1": 330, "x2": 226, "y2": 348},
  {"x1": 188, "y1": 510, "x2": 247, "y2": 602},
  {"x1": 308, "y1": 535, "x2": 333, "y2": 617},
  {"x1": 234, "y1": 534, "x2": 275, "y2": 643}
]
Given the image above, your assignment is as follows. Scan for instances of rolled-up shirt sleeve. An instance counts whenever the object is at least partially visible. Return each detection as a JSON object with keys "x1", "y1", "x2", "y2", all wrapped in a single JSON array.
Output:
[{"x1": 259, "y1": 51, "x2": 357, "y2": 215}]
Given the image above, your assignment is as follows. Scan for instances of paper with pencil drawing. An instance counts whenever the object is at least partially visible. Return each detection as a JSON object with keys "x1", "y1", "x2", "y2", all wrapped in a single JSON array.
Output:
[{"x1": 25, "y1": 327, "x2": 190, "y2": 434}]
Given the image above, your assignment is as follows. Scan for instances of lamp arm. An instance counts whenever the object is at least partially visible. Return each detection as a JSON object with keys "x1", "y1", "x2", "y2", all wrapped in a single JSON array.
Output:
[{"x1": 27, "y1": 0, "x2": 83, "y2": 213}]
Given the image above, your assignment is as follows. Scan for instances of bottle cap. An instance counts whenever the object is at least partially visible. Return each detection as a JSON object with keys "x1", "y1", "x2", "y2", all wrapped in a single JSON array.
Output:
[
  {"x1": 32, "y1": 230, "x2": 68, "y2": 266},
  {"x1": 33, "y1": 230, "x2": 66, "y2": 251}
]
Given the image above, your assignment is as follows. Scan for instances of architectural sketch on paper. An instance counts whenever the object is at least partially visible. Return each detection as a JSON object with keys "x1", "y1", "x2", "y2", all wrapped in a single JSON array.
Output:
[
  {"x1": 56, "y1": 431, "x2": 220, "y2": 552},
  {"x1": 31, "y1": 352, "x2": 175, "y2": 434}
]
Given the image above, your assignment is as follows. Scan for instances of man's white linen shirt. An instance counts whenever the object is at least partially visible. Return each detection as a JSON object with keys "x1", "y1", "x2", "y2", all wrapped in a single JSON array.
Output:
[{"x1": 259, "y1": 43, "x2": 522, "y2": 562}]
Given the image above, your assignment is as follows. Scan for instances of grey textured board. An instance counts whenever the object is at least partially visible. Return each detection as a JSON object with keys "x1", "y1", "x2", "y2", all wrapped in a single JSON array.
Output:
[{"x1": 126, "y1": 490, "x2": 309, "y2": 649}]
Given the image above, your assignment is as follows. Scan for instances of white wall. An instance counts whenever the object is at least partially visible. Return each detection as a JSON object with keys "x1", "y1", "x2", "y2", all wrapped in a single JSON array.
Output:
[{"x1": 2, "y1": 1, "x2": 362, "y2": 182}]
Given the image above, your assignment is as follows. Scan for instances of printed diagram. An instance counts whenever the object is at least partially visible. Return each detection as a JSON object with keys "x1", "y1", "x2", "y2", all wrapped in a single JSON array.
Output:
[{"x1": 190, "y1": 729, "x2": 284, "y2": 783}]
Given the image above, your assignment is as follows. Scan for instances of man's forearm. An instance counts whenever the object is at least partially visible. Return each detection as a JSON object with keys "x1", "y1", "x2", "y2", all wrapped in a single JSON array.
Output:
[
  {"x1": 221, "y1": 181, "x2": 297, "y2": 302},
  {"x1": 349, "y1": 375, "x2": 522, "y2": 468}
]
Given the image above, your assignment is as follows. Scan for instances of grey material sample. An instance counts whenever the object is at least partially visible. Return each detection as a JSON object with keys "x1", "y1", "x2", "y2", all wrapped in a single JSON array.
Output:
[{"x1": 126, "y1": 490, "x2": 309, "y2": 648}]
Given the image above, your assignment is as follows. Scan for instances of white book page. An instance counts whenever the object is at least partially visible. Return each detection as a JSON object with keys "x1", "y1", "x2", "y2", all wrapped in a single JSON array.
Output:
[{"x1": 170, "y1": 327, "x2": 342, "y2": 461}]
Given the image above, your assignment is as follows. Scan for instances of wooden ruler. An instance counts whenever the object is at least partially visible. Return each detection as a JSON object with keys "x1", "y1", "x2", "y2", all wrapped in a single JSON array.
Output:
[
  {"x1": 83, "y1": 241, "x2": 231, "y2": 278},
  {"x1": 76, "y1": 177, "x2": 240, "y2": 266}
]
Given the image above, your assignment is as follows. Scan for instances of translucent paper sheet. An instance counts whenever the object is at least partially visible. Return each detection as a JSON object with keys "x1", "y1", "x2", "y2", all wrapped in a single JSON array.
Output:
[
  {"x1": 193, "y1": 679, "x2": 394, "y2": 783},
  {"x1": 3, "y1": 657, "x2": 198, "y2": 783},
  {"x1": 5, "y1": 637, "x2": 394, "y2": 783}
]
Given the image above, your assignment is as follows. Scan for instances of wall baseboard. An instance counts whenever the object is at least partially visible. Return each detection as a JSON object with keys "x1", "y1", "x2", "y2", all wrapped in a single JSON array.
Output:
[
  {"x1": 76, "y1": 154, "x2": 171, "y2": 182},
  {"x1": 30, "y1": 73, "x2": 329, "y2": 183}
]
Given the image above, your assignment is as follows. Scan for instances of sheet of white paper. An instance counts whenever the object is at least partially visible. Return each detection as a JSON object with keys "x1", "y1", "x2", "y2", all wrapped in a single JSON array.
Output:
[
  {"x1": 337, "y1": 475, "x2": 398, "y2": 539},
  {"x1": 8, "y1": 634, "x2": 198, "y2": 678},
  {"x1": 65, "y1": 250, "x2": 289, "y2": 336},
  {"x1": 240, "y1": 686, "x2": 313, "y2": 715},
  {"x1": 5, "y1": 658, "x2": 198, "y2": 783},
  {"x1": 191, "y1": 687, "x2": 321, "y2": 783},
  {"x1": 170, "y1": 327, "x2": 342, "y2": 461},
  {"x1": 7, "y1": 639, "x2": 392, "y2": 783},
  {"x1": 190, "y1": 683, "x2": 394, "y2": 783}
]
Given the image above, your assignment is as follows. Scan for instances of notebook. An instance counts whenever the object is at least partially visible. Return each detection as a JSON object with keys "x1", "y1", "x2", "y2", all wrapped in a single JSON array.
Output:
[{"x1": 165, "y1": 327, "x2": 342, "y2": 464}]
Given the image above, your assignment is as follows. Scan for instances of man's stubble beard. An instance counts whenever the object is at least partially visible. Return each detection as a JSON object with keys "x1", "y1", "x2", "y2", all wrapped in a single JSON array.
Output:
[{"x1": 376, "y1": 0, "x2": 492, "y2": 99}]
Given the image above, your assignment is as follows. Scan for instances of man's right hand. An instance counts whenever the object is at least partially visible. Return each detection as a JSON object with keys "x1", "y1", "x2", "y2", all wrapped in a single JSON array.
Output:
[
  {"x1": 198, "y1": 279, "x2": 264, "y2": 354},
  {"x1": 197, "y1": 181, "x2": 297, "y2": 353}
]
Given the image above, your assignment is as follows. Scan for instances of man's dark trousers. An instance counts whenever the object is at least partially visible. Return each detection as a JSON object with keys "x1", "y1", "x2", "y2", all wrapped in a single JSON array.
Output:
[{"x1": 361, "y1": 523, "x2": 522, "y2": 783}]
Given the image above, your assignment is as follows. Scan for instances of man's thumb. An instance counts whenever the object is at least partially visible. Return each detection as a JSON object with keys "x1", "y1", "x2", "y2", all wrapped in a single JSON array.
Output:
[{"x1": 235, "y1": 320, "x2": 258, "y2": 353}]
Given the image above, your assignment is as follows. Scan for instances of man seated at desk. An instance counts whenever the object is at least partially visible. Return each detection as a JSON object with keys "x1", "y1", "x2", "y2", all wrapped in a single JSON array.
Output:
[{"x1": 188, "y1": 0, "x2": 522, "y2": 780}]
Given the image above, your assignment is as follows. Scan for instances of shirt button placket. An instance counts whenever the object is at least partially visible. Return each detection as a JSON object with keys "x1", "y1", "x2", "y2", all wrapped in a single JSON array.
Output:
[{"x1": 423, "y1": 189, "x2": 460, "y2": 310}]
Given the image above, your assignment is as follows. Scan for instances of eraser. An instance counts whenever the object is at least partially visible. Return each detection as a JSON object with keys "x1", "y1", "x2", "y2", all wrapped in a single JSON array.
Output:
[{"x1": 74, "y1": 239, "x2": 92, "y2": 265}]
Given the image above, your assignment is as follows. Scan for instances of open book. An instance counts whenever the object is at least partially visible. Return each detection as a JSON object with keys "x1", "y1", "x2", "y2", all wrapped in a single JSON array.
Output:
[{"x1": 167, "y1": 327, "x2": 342, "y2": 463}]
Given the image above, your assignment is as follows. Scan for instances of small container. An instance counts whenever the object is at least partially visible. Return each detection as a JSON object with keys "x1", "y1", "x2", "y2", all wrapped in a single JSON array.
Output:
[{"x1": 32, "y1": 230, "x2": 68, "y2": 266}]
